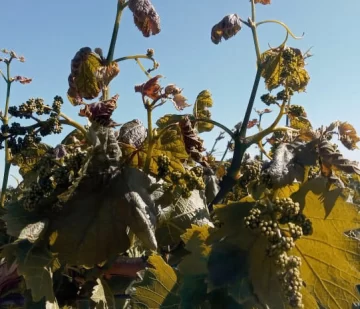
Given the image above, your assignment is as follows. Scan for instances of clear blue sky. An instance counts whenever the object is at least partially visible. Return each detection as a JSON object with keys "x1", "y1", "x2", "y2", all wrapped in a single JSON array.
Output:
[{"x1": 1, "y1": 0, "x2": 360, "y2": 186}]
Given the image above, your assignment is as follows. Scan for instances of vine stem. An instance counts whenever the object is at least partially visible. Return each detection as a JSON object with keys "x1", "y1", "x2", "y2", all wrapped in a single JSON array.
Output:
[
  {"x1": 106, "y1": 1, "x2": 128, "y2": 63},
  {"x1": 208, "y1": 0, "x2": 263, "y2": 211},
  {"x1": 1, "y1": 62, "x2": 12, "y2": 207},
  {"x1": 256, "y1": 20, "x2": 304, "y2": 40},
  {"x1": 144, "y1": 105, "x2": 154, "y2": 173}
]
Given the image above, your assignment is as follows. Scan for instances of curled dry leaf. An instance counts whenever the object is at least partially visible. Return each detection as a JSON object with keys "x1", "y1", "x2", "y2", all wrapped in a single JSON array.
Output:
[
  {"x1": 318, "y1": 139, "x2": 360, "y2": 175},
  {"x1": 338, "y1": 122, "x2": 360, "y2": 150},
  {"x1": 128, "y1": 0, "x2": 161, "y2": 37},
  {"x1": 79, "y1": 94, "x2": 119, "y2": 127},
  {"x1": 211, "y1": 14, "x2": 242, "y2": 45},
  {"x1": 67, "y1": 47, "x2": 119, "y2": 105},
  {"x1": 134, "y1": 74, "x2": 163, "y2": 100},
  {"x1": 172, "y1": 93, "x2": 190, "y2": 111},
  {"x1": 179, "y1": 116, "x2": 208, "y2": 167},
  {"x1": 12, "y1": 76, "x2": 32, "y2": 84},
  {"x1": 255, "y1": 0, "x2": 271, "y2": 4},
  {"x1": 247, "y1": 118, "x2": 258, "y2": 129}
]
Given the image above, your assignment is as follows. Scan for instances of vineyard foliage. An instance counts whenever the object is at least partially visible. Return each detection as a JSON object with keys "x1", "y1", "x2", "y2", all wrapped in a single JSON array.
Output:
[{"x1": 0, "y1": 0, "x2": 359, "y2": 308}]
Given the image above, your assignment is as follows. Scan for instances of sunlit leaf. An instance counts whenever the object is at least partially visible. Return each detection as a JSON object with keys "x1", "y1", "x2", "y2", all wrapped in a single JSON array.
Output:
[
  {"x1": 288, "y1": 115, "x2": 312, "y2": 131},
  {"x1": 156, "y1": 114, "x2": 187, "y2": 129},
  {"x1": 193, "y1": 90, "x2": 214, "y2": 133},
  {"x1": 178, "y1": 225, "x2": 212, "y2": 276},
  {"x1": 130, "y1": 255, "x2": 180, "y2": 308},
  {"x1": 260, "y1": 47, "x2": 310, "y2": 92},
  {"x1": 91, "y1": 278, "x2": 116, "y2": 309},
  {"x1": 290, "y1": 178, "x2": 360, "y2": 308}
]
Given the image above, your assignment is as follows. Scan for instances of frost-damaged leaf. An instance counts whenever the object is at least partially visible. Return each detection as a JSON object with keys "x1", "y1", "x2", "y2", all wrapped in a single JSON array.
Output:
[
  {"x1": 156, "y1": 190, "x2": 212, "y2": 247},
  {"x1": 179, "y1": 116, "x2": 208, "y2": 167},
  {"x1": 338, "y1": 122, "x2": 360, "y2": 150},
  {"x1": 67, "y1": 47, "x2": 119, "y2": 105},
  {"x1": 260, "y1": 46, "x2": 310, "y2": 92},
  {"x1": 3, "y1": 240, "x2": 59, "y2": 304},
  {"x1": 128, "y1": 0, "x2": 161, "y2": 37},
  {"x1": 12, "y1": 76, "x2": 32, "y2": 84},
  {"x1": 118, "y1": 119, "x2": 147, "y2": 148},
  {"x1": 194, "y1": 90, "x2": 214, "y2": 133},
  {"x1": 78, "y1": 94, "x2": 119, "y2": 127},
  {"x1": 134, "y1": 75, "x2": 162, "y2": 100},
  {"x1": 318, "y1": 139, "x2": 360, "y2": 175},
  {"x1": 211, "y1": 14, "x2": 241, "y2": 45},
  {"x1": 130, "y1": 255, "x2": 180, "y2": 308},
  {"x1": 255, "y1": 0, "x2": 271, "y2": 4},
  {"x1": 172, "y1": 93, "x2": 190, "y2": 111},
  {"x1": 178, "y1": 225, "x2": 212, "y2": 276},
  {"x1": 290, "y1": 178, "x2": 360, "y2": 309},
  {"x1": 91, "y1": 278, "x2": 115, "y2": 309},
  {"x1": 49, "y1": 167, "x2": 158, "y2": 266},
  {"x1": 18, "y1": 220, "x2": 48, "y2": 243}
]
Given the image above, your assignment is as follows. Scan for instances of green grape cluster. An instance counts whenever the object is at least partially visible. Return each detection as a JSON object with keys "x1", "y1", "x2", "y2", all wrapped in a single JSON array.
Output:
[
  {"x1": 239, "y1": 159, "x2": 262, "y2": 188},
  {"x1": 288, "y1": 104, "x2": 306, "y2": 117},
  {"x1": 276, "y1": 89, "x2": 293, "y2": 102},
  {"x1": 243, "y1": 197, "x2": 310, "y2": 308},
  {"x1": 157, "y1": 154, "x2": 170, "y2": 177},
  {"x1": 52, "y1": 95, "x2": 64, "y2": 113},
  {"x1": 276, "y1": 252, "x2": 304, "y2": 308}
]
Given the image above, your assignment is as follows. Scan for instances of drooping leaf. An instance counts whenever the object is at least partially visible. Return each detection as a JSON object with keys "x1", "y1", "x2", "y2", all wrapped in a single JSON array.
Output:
[
  {"x1": 49, "y1": 167, "x2": 158, "y2": 266},
  {"x1": 193, "y1": 90, "x2": 214, "y2": 133},
  {"x1": 318, "y1": 139, "x2": 360, "y2": 175},
  {"x1": 128, "y1": 0, "x2": 161, "y2": 37},
  {"x1": 179, "y1": 116, "x2": 208, "y2": 167},
  {"x1": 178, "y1": 225, "x2": 212, "y2": 276},
  {"x1": 260, "y1": 46, "x2": 310, "y2": 92},
  {"x1": 134, "y1": 75, "x2": 162, "y2": 100},
  {"x1": 338, "y1": 121, "x2": 360, "y2": 150},
  {"x1": 211, "y1": 14, "x2": 242, "y2": 45},
  {"x1": 91, "y1": 278, "x2": 115, "y2": 309},
  {"x1": 67, "y1": 47, "x2": 119, "y2": 105},
  {"x1": 130, "y1": 255, "x2": 180, "y2": 308},
  {"x1": 290, "y1": 178, "x2": 360, "y2": 308}
]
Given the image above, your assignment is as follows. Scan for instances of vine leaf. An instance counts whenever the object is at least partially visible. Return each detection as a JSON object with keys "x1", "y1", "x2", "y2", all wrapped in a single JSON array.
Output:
[
  {"x1": 338, "y1": 121, "x2": 360, "y2": 150},
  {"x1": 91, "y1": 278, "x2": 116, "y2": 309},
  {"x1": 2, "y1": 240, "x2": 59, "y2": 304},
  {"x1": 289, "y1": 178, "x2": 360, "y2": 309},
  {"x1": 67, "y1": 47, "x2": 119, "y2": 105},
  {"x1": 130, "y1": 255, "x2": 181, "y2": 308},
  {"x1": 288, "y1": 115, "x2": 312, "y2": 131},
  {"x1": 318, "y1": 139, "x2": 360, "y2": 175},
  {"x1": 121, "y1": 128, "x2": 188, "y2": 175},
  {"x1": 260, "y1": 47, "x2": 310, "y2": 92},
  {"x1": 49, "y1": 167, "x2": 158, "y2": 267},
  {"x1": 156, "y1": 190, "x2": 212, "y2": 247},
  {"x1": 10, "y1": 143, "x2": 50, "y2": 177},
  {"x1": 155, "y1": 114, "x2": 186, "y2": 129},
  {"x1": 178, "y1": 225, "x2": 212, "y2": 276},
  {"x1": 193, "y1": 90, "x2": 214, "y2": 133}
]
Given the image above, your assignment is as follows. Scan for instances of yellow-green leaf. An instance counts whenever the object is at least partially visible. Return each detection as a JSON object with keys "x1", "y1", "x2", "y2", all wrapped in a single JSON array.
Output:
[
  {"x1": 193, "y1": 90, "x2": 214, "y2": 133},
  {"x1": 272, "y1": 182, "x2": 300, "y2": 199},
  {"x1": 131, "y1": 255, "x2": 180, "y2": 308},
  {"x1": 289, "y1": 115, "x2": 312, "y2": 131},
  {"x1": 10, "y1": 143, "x2": 50, "y2": 176},
  {"x1": 260, "y1": 47, "x2": 310, "y2": 92},
  {"x1": 178, "y1": 225, "x2": 212, "y2": 276},
  {"x1": 290, "y1": 178, "x2": 360, "y2": 308}
]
